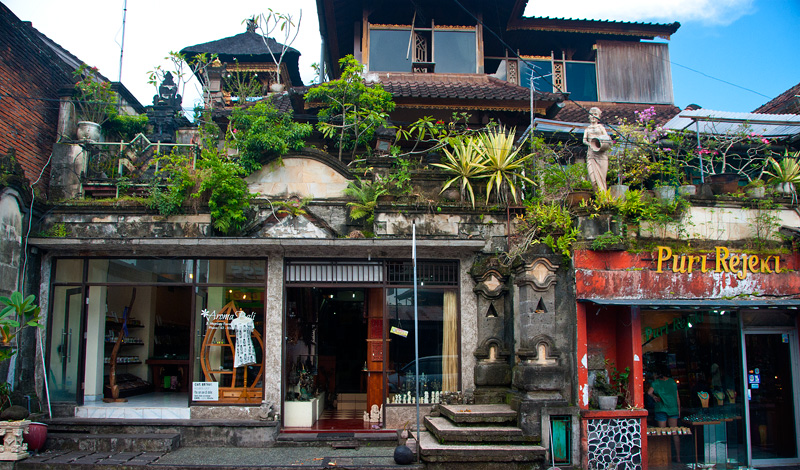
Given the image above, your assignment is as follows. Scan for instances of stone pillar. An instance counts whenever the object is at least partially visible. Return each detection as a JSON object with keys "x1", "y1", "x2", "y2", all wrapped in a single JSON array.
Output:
[
  {"x1": 512, "y1": 255, "x2": 571, "y2": 437},
  {"x1": 49, "y1": 95, "x2": 85, "y2": 200},
  {"x1": 472, "y1": 264, "x2": 511, "y2": 403}
]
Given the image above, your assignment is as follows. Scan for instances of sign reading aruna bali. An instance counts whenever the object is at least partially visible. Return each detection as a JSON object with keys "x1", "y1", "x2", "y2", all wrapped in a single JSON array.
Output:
[{"x1": 655, "y1": 246, "x2": 781, "y2": 280}]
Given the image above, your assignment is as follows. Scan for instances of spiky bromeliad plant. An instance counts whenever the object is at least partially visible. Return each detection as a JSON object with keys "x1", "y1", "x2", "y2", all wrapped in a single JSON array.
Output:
[
  {"x1": 478, "y1": 127, "x2": 534, "y2": 205},
  {"x1": 432, "y1": 137, "x2": 485, "y2": 207}
]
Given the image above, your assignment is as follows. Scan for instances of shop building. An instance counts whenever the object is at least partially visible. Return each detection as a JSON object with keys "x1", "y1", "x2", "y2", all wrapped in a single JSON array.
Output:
[{"x1": 575, "y1": 242, "x2": 800, "y2": 469}]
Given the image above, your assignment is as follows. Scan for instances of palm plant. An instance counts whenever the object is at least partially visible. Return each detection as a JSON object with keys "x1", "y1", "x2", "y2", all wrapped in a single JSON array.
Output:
[
  {"x1": 344, "y1": 177, "x2": 387, "y2": 226},
  {"x1": 432, "y1": 137, "x2": 485, "y2": 207},
  {"x1": 477, "y1": 127, "x2": 534, "y2": 204}
]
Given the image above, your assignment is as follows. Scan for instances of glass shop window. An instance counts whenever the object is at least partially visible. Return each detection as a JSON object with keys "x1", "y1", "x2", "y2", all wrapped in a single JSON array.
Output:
[
  {"x1": 642, "y1": 309, "x2": 745, "y2": 469},
  {"x1": 368, "y1": 26, "x2": 477, "y2": 74},
  {"x1": 192, "y1": 285, "x2": 265, "y2": 404},
  {"x1": 387, "y1": 288, "x2": 459, "y2": 405}
]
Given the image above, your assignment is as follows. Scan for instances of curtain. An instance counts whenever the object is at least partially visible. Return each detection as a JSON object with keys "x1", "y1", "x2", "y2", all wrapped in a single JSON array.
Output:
[{"x1": 442, "y1": 291, "x2": 458, "y2": 392}]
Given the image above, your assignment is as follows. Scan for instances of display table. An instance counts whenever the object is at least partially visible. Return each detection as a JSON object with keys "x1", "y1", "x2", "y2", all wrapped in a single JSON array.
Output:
[
  {"x1": 684, "y1": 411, "x2": 742, "y2": 469},
  {"x1": 646, "y1": 427, "x2": 691, "y2": 468},
  {"x1": 146, "y1": 359, "x2": 189, "y2": 392},
  {"x1": 284, "y1": 395, "x2": 325, "y2": 427}
]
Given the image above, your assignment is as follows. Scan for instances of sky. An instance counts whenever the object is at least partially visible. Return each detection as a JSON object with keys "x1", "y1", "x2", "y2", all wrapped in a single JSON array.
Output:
[{"x1": 5, "y1": 0, "x2": 799, "y2": 114}]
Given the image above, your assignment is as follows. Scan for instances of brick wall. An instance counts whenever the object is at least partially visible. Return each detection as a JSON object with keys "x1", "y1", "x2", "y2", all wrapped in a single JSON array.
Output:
[{"x1": 0, "y1": 3, "x2": 75, "y2": 195}]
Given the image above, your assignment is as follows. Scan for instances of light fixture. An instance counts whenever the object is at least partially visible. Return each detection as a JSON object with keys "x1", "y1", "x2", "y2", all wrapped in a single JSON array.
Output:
[
  {"x1": 229, "y1": 290, "x2": 233, "y2": 293},
  {"x1": 242, "y1": 294, "x2": 247, "y2": 300},
  {"x1": 688, "y1": 322, "x2": 693, "y2": 328},
  {"x1": 189, "y1": 273, "x2": 194, "y2": 280},
  {"x1": 720, "y1": 310, "x2": 726, "y2": 315}
]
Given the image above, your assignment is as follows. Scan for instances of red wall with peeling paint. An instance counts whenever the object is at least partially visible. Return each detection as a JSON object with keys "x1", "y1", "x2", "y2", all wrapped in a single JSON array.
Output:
[{"x1": 574, "y1": 249, "x2": 800, "y2": 300}]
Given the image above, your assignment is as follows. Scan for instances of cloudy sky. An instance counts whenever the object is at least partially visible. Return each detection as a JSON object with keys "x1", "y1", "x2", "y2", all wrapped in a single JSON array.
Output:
[{"x1": 6, "y1": 0, "x2": 799, "y2": 113}]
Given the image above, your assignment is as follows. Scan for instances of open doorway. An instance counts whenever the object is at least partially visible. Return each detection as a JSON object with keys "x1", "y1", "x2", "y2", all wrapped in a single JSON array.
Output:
[{"x1": 284, "y1": 287, "x2": 383, "y2": 430}]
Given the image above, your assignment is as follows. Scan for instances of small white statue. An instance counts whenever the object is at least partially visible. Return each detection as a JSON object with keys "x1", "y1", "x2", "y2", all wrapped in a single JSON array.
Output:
[{"x1": 583, "y1": 107, "x2": 612, "y2": 193}]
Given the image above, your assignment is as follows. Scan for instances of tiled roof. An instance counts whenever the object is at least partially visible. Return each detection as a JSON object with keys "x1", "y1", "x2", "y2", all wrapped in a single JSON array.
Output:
[
  {"x1": 373, "y1": 73, "x2": 563, "y2": 104},
  {"x1": 552, "y1": 101, "x2": 680, "y2": 125},
  {"x1": 509, "y1": 16, "x2": 680, "y2": 39},
  {"x1": 753, "y1": 82, "x2": 800, "y2": 115}
]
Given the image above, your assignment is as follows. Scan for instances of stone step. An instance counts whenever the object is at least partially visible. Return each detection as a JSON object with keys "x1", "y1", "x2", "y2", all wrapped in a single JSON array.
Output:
[
  {"x1": 276, "y1": 431, "x2": 397, "y2": 447},
  {"x1": 438, "y1": 403, "x2": 518, "y2": 425},
  {"x1": 418, "y1": 431, "x2": 546, "y2": 468},
  {"x1": 424, "y1": 416, "x2": 532, "y2": 444},
  {"x1": 45, "y1": 432, "x2": 181, "y2": 453}
]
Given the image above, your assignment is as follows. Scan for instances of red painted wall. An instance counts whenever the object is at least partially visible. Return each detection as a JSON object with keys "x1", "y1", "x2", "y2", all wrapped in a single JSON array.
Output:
[{"x1": 575, "y1": 249, "x2": 800, "y2": 300}]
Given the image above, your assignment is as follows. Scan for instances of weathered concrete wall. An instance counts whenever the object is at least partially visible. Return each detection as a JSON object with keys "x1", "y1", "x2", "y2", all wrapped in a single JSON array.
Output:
[
  {"x1": 640, "y1": 204, "x2": 799, "y2": 241},
  {"x1": 0, "y1": 189, "x2": 22, "y2": 297},
  {"x1": 264, "y1": 254, "x2": 284, "y2": 413},
  {"x1": 459, "y1": 254, "x2": 478, "y2": 396},
  {"x1": 43, "y1": 210, "x2": 212, "y2": 239}
]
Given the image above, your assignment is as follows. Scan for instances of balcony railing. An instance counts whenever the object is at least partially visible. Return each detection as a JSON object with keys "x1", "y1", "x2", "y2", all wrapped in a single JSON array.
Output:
[{"x1": 80, "y1": 134, "x2": 199, "y2": 198}]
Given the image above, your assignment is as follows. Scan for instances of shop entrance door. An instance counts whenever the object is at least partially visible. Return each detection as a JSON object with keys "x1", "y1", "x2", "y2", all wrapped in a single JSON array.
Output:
[{"x1": 744, "y1": 330, "x2": 800, "y2": 465}]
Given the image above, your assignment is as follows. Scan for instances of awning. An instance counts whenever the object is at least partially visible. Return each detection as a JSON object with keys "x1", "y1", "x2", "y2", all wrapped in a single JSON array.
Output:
[{"x1": 579, "y1": 298, "x2": 800, "y2": 309}]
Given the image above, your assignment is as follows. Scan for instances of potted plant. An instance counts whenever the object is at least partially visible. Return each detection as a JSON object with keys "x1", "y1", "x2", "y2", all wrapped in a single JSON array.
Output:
[
  {"x1": 72, "y1": 64, "x2": 116, "y2": 142},
  {"x1": 592, "y1": 371, "x2": 619, "y2": 410},
  {"x1": 745, "y1": 178, "x2": 766, "y2": 198},
  {"x1": 0, "y1": 292, "x2": 43, "y2": 460},
  {"x1": 252, "y1": 9, "x2": 302, "y2": 91},
  {"x1": 764, "y1": 151, "x2": 800, "y2": 199}
]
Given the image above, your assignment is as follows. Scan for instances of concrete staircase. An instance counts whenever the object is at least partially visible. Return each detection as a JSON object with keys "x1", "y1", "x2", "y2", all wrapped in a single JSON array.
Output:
[{"x1": 419, "y1": 404, "x2": 547, "y2": 470}]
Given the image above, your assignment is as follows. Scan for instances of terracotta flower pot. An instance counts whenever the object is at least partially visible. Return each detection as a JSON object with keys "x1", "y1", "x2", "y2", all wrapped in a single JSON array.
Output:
[{"x1": 23, "y1": 422, "x2": 47, "y2": 452}]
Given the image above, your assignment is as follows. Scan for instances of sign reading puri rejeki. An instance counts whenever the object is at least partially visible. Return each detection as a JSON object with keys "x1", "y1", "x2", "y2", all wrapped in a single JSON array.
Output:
[{"x1": 655, "y1": 246, "x2": 782, "y2": 280}]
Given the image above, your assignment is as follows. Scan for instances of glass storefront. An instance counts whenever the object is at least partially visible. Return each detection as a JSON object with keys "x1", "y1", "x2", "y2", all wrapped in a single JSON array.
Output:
[
  {"x1": 642, "y1": 309, "x2": 746, "y2": 468},
  {"x1": 47, "y1": 257, "x2": 267, "y2": 406}
]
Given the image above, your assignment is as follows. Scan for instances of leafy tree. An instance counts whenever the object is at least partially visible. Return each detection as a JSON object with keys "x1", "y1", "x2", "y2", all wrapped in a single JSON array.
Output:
[
  {"x1": 306, "y1": 55, "x2": 395, "y2": 160},
  {"x1": 229, "y1": 100, "x2": 312, "y2": 173},
  {"x1": 197, "y1": 148, "x2": 254, "y2": 235}
]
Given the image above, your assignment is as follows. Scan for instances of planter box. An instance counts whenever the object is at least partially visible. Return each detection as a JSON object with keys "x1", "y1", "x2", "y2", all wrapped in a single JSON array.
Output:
[{"x1": 284, "y1": 396, "x2": 324, "y2": 427}]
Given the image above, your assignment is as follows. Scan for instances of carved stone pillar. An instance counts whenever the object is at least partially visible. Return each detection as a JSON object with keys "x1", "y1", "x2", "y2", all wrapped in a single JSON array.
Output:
[
  {"x1": 512, "y1": 256, "x2": 570, "y2": 437},
  {"x1": 472, "y1": 266, "x2": 511, "y2": 401}
]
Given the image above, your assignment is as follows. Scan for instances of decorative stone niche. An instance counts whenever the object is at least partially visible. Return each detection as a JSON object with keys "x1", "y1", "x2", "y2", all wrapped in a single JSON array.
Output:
[{"x1": 472, "y1": 267, "x2": 511, "y2": 391}]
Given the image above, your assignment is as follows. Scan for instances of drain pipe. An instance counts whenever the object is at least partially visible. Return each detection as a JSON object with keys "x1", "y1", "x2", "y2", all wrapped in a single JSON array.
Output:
[{"x1": 412, "y1": 223, "x2": 421, "y2": 463}]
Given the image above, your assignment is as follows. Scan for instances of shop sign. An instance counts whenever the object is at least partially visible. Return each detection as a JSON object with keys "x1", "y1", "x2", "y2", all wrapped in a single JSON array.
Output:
[
  {"x1": 192, "y1": 381, "x2": 219, "y2": 401},
  {"x1": 643, "y1": 311, "x2": 705, "y2": 343},
  {"x1": 201, "y1": 309, "x2": 257, "y2": 330},
  {"x1": 655, "y1": 246, "x2": 782, "y2": 280}
]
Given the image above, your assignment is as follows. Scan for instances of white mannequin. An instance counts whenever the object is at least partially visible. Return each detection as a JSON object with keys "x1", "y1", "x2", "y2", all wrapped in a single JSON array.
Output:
[{"x1": 230, "y1": 310, "x2": 256, "y2": 368}]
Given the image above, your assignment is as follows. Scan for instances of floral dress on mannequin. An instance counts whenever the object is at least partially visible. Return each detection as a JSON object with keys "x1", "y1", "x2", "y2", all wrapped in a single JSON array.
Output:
[{"x1": 230, "y1": 310, "x2": 256, "y2": 368}]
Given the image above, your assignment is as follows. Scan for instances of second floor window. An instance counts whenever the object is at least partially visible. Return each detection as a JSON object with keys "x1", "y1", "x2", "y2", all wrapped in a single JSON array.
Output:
[{"x1": 368, "y1": 25, "x2": 477, "y2": 74}]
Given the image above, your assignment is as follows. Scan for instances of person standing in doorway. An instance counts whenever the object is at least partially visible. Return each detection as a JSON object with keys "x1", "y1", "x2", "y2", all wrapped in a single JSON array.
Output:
[{"x1": 648, "y1": 365, "x2": 681, "y2": 462}]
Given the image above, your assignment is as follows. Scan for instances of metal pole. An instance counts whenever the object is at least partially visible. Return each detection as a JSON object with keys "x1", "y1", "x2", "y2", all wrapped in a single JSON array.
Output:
[
  {"x1": 118, "y1": 0, "x2": 128, "y2": 83},
  {"x1": 413, "y1": 223, "x2": 420, "y2": 462}
]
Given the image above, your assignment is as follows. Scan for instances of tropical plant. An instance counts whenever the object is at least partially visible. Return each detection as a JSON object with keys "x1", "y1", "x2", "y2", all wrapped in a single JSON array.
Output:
[
  {"x1": 275, "y1": 196, "x2": 312, "y2": 217},
  {"x1": 197, "y1": 148, "x2": 254, "y2": 235},
  {"x1": 306, "y1": 55, "x2": 395, "y2": 160},
  {"x1": 148, "y1": 151, "x2": 199, "y2": 216},
  {"x1": 228, "y1": 100, "x2": 312, "y2": 173},
  {"x1": 251, "y1": 9, "x2": 302, "y2": 87},
  {"x1": 344, "y1": 177, "x2": 387, "y2": 226},
  {"x1": 477, "y1": 127, "x2": 534, "y2": 204},
  {"x1": 432, "y1": 137, "x2": 484, "y2": 207},
  {"x1": 0, "y1": 292, "x2": 43, "y2": 363},
  {"x1": 72, "y1": 64, "x2": 116, "y2": 124},
  {"x1": 764, "y1": 152, "x2": 800, "y2": 185},
  {"x1": 103, "y1": 113, "x2": 149, "y2": 142}
]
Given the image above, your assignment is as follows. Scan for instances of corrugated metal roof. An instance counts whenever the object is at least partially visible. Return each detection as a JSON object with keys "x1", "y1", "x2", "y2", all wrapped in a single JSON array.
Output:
[
  {"x1": 579, "y1": 298, "x2": 800, "y2": 308},
  {"x1": 663, "y1": 108, "x2": 800, "y2": 138}
]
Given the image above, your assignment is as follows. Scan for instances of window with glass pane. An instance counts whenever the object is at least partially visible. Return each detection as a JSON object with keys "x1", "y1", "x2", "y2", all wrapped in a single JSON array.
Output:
[
  {"x1": 193, "y1": 286, "x2": 265, "y2": 404},
  {"x1": 369, "y1": 29, "x2": 413, "y2": 72},
  {"x1": 88, "y1": 259, "x2": 193, "y2": 283},
  {"x1": 387, "y1": 288, "x2": 458, "y2": 404},
  {"x1": 197, "y1": 259, "x2": 266, "y2": 284},
  {"x1": 642, "y1": 310, "x2": 745, "y2": 468},
  {"x1": 520, "y1": 60, "x2": 552, "y2": 92},
  {"x1": 433, "y1": 30, "x2": 476, "y2": 74},
  {"x1": 565, "y1": 62, "x2": 598, "y2": 101},
  {"x1": 54, "y1": 259, "x2": 83, "y2": 282}
]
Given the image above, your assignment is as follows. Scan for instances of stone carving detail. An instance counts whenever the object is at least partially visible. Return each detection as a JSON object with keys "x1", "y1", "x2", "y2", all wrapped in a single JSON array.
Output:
[
  {"x1": 0, "y1": 420, "x2": 29, "y2": 460},
  {"x1": 514, "y1": 258, "x2": 559, "y2": 361},
  {"x1": 472, "y1": 265, "x2": 511, "y2": 388},
  {"x1": 583, "y1": 107, "x2": 612, "y2": 193},
  {"x1": 586, "y1": 418, "x2": 642, "y2": 470},
  {"x1": 147, "y1": 72, "x2": 190, "y2": 143}
]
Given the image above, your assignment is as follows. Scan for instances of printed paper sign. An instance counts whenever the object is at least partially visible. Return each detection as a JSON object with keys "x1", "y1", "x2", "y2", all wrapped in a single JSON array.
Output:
[
  {"x1": 390, "y1": 326, "x2": 408, "y2": 338},
  {"x1": 192, "y1": 381, "x2": 219, "y2": 401}
]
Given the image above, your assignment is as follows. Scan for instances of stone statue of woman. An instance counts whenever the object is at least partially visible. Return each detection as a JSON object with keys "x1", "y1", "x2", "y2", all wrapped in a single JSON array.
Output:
[{"x1": 583, "y1": 107, "x2": 612, "y2": 193}]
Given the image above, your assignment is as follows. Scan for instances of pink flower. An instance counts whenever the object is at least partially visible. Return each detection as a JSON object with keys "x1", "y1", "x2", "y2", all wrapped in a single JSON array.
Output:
[
  {"x1": 664, "y1": 148, "x2": 672, "y2": 152},
  {"x1": 762, "y1": 138, "x2": 769, "y2": 144},
  {"x1": 232, "y1": 128, "x2": 238, "y2": 134}
]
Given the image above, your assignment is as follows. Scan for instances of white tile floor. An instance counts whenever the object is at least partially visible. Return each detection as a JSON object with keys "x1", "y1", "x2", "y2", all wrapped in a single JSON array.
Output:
[{"x1": 76, "y1": 393, "x2": 190, "y2": 420}]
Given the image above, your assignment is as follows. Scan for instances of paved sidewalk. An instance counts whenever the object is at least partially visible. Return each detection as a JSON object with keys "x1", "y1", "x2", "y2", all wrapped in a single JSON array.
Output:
[{"x1": 20, "y1": 446, "x2": 423, "y2": 469}]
